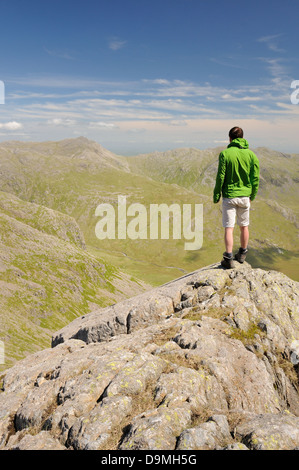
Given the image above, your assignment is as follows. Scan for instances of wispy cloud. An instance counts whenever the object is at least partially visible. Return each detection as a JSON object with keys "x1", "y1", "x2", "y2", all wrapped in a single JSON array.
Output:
[
  {"x1": 221, "y1": 94, "x2": 262, "y2": 102},
  {"x1": 257, "y1": 34, "x2": 285, "y2": 53},
  {"x1": 2, "y1": 74, "x2": 298, "y2": 153},
  {"x1": 6, "y1": 76, "x2": 294, "y2": 123},
  {"x1": 88, "y1": 121, "x2": 118, "y2": 129},
  {"x1": 258, "y1": 57, "x2": 290, "y2": 89},
  {"x1": 44, "y1": 48, "x2": 75, "y2": 60},
  {"x1": 210, "y1": 57, "x2": 246, "y2": 69},
  {"x1": 47, "y1": 118, "x2": 77, "y2": 126},
  {"x1": 8, "y1": 76, "x2": 134, "y2": 91},
  {"x1": 108, "y1": 37, "x2": 127, "y2": 51}
]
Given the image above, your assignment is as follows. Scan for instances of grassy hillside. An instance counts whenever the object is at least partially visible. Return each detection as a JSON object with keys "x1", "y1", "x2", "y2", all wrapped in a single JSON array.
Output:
[
  {"x1": 0, "y1": 138, "x2": 211, "y2": 284},
  {"x1": 0, "y1": 191, "x2": 149, "y2": 371}
]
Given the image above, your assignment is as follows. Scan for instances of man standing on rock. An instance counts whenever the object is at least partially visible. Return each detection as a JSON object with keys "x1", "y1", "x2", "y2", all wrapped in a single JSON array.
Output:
[{"x1": 213, "y1": 127, "x2": 260, "y2": 269}]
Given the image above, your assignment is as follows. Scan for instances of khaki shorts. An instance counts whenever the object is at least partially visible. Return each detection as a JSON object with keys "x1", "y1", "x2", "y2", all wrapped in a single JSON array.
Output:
[{"x1": 222, "y1": 197, "x2": 250, "y2": 228}]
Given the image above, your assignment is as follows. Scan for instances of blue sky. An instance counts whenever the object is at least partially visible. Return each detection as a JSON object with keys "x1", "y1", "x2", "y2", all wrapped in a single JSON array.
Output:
[{"x1": 0, "y1": 0, "x2": 298, "y2": 154}]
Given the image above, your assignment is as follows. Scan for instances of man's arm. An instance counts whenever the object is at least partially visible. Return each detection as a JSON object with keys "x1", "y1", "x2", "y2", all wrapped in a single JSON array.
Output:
[
  {"x1": 249, "y1": 153, "x2": 259, "y2": 201},
  {"x1": 213, "y1": 152, "x2": 226, "y2": 203}
]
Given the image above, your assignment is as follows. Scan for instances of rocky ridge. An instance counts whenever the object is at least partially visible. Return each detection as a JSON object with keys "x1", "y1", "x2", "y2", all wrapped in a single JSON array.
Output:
[{"x1": 0, "y1": 262, "x2": 299, "y2": 450}]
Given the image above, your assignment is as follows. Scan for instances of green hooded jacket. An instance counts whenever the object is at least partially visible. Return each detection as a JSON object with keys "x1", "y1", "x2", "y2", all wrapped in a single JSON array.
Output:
[{"x1": 213, "y1": 138, "x2": 260, "y2": 203}]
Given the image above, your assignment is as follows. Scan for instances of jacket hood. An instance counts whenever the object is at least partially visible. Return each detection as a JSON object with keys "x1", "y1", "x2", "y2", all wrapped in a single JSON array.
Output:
[{"x1": 228, "y1": 138, "x2": 249, "y2": 149}]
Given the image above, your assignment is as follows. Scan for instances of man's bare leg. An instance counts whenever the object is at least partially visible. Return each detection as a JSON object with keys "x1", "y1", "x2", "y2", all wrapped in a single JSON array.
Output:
[
  {"x1": 240, "y1": 225, "x2": 249, "y2": 249},
  {"x1": 221, "y1": 227, "x2": 234, "y2": 268},
  {"x1": 234, "y1": 226, "x2": 249, "y2": 263},
  {"x1": 224, "y1": 227, "x2": 234, "y2": 254}
]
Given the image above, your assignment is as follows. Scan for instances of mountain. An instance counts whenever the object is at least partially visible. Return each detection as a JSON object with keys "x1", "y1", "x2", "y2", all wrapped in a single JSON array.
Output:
[
  {"x1": 0, "y1": 262, "x2": 298, "y2": 450},
  {"x1": 0, "y1": 137, "x2": 298, "y2": 285},
  {"x1": 127, "y1": 146, "x2": 299, "y2": 208},
  {"x1": 0, "y1": 190, "x2": 149, "y2": 371}
]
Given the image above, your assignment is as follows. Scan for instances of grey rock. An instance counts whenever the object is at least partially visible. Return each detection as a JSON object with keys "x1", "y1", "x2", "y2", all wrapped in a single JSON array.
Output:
[
  {"x1": 0, "y1": 262, "x2": 298, "y2": 450},
  {"x1": 221, "y1": 443, "x2": 249, "y2": 450},
  {"x1": 209, "y1": 414, "x2": 231, "y2": 440},
  {"x1": 104, "y1": 354, "x2": 167, "y2": 398},
  {"x1": 120, "y1": 406, "x2": 192, "y2": 450},
  {"x1": 236, "y1": 413, "x2": 299, "y2": 450},
  {"x1": 231, "y1": 305, "x2": 250, "y2": 331},
  {"x1": 197, "y1": 286, "x2": 215, "y2": 303},
  {"x1": 174, "y1": 316, "x2": 281, "y2": 414},
  {"x1": 154, "y1": 366, "x2": 227, "y2": 412},
  {"x1": 176, "y1": 415, "x2": 231, "y2": 450},
  {"x1": 5, "y1": 431, "x2": 66, "y2": 450},
  {"x1": 290, "y1": 340, "x2": 299, "y2": 365},
  {"x1": 67, "y1": 395, "x2": 133, "y2": 450},
  {"x1": 176, "y1": 422, "x2": 218, "y2": 450}
]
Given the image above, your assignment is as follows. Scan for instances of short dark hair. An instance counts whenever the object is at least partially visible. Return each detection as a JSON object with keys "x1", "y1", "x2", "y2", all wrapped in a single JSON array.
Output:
[{"x1": 229, "y1": 127, "x2": 243, "y2": 140}]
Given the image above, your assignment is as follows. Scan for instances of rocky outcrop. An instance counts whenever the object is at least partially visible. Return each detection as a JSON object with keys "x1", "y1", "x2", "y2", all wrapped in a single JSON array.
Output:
[{"x1": 0, "y1": 262, "x2": 298, "y2": 450}]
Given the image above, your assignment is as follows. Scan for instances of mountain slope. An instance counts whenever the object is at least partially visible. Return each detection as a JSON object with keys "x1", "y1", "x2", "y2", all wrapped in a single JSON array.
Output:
[
  {"x1": 0, "y1": 261, "x2": 298, "y2": 450},
  {"x1": 0, "y1": 138, "x2": 211, "y2": 284},
  {"x1": 0, "y1": 191, "x2": 149, "y2": 371},
  {"x1": 127, "y1": 146, "x2": 299, "y2": 209}
]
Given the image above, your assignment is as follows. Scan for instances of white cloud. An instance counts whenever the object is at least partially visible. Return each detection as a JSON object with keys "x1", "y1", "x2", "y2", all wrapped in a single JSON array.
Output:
[
  {"x1": 48, "y1": 118, "x2": 76, "y2": 126},
  {"x1": 8, "y1": 77, "x2": 134, "y2": 91},
  {"x1": 0, "y1": 121, "x2": 23, "y2": 130},
  {"x1": 89, "y1": 121, "x2": 117, "y2": 129},
  {"x1": 257, "y1": 34, "x2": 285, "y2": 53},
  {"x1": 2, "y1": 75, "x2": 298, "y2": 153},
  {"x1": 108, "y1": 37, "x2": 127, "y2": 51},
  {"x1": 143, "y1": 79, "x2": 171, "y2": 85},
  {"x1": 221, "y1": 93, "x2": 261, "y2": 102},
  {"x1": 210, "y1": 57, "x2": 245, "y2": 69},
  {"x1": 170, "y1": 120, "x2": 188, "y2": 127},
  {"x1": 44, "y1": 48, "x2": 75, "y2": 60}
]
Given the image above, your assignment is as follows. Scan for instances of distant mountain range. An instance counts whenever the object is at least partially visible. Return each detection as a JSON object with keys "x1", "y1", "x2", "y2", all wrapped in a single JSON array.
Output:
[{"x1": 0, "y1": 137, "x2": 298, "y2": 368}]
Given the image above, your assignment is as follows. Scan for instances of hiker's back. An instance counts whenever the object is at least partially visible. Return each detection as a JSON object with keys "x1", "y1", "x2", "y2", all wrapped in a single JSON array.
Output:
[{"x1": 221, "y1": 138, "x2": 258, "y2": 199}]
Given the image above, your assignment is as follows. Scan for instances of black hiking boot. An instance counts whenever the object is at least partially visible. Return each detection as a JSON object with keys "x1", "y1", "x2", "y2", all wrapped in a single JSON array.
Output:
[
  {"x1": 221, "y1": 253, "x2": 234, "y2": 269},
  {"x1": 234, "y1": 247, "x2": 248, "y2": 264}
]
